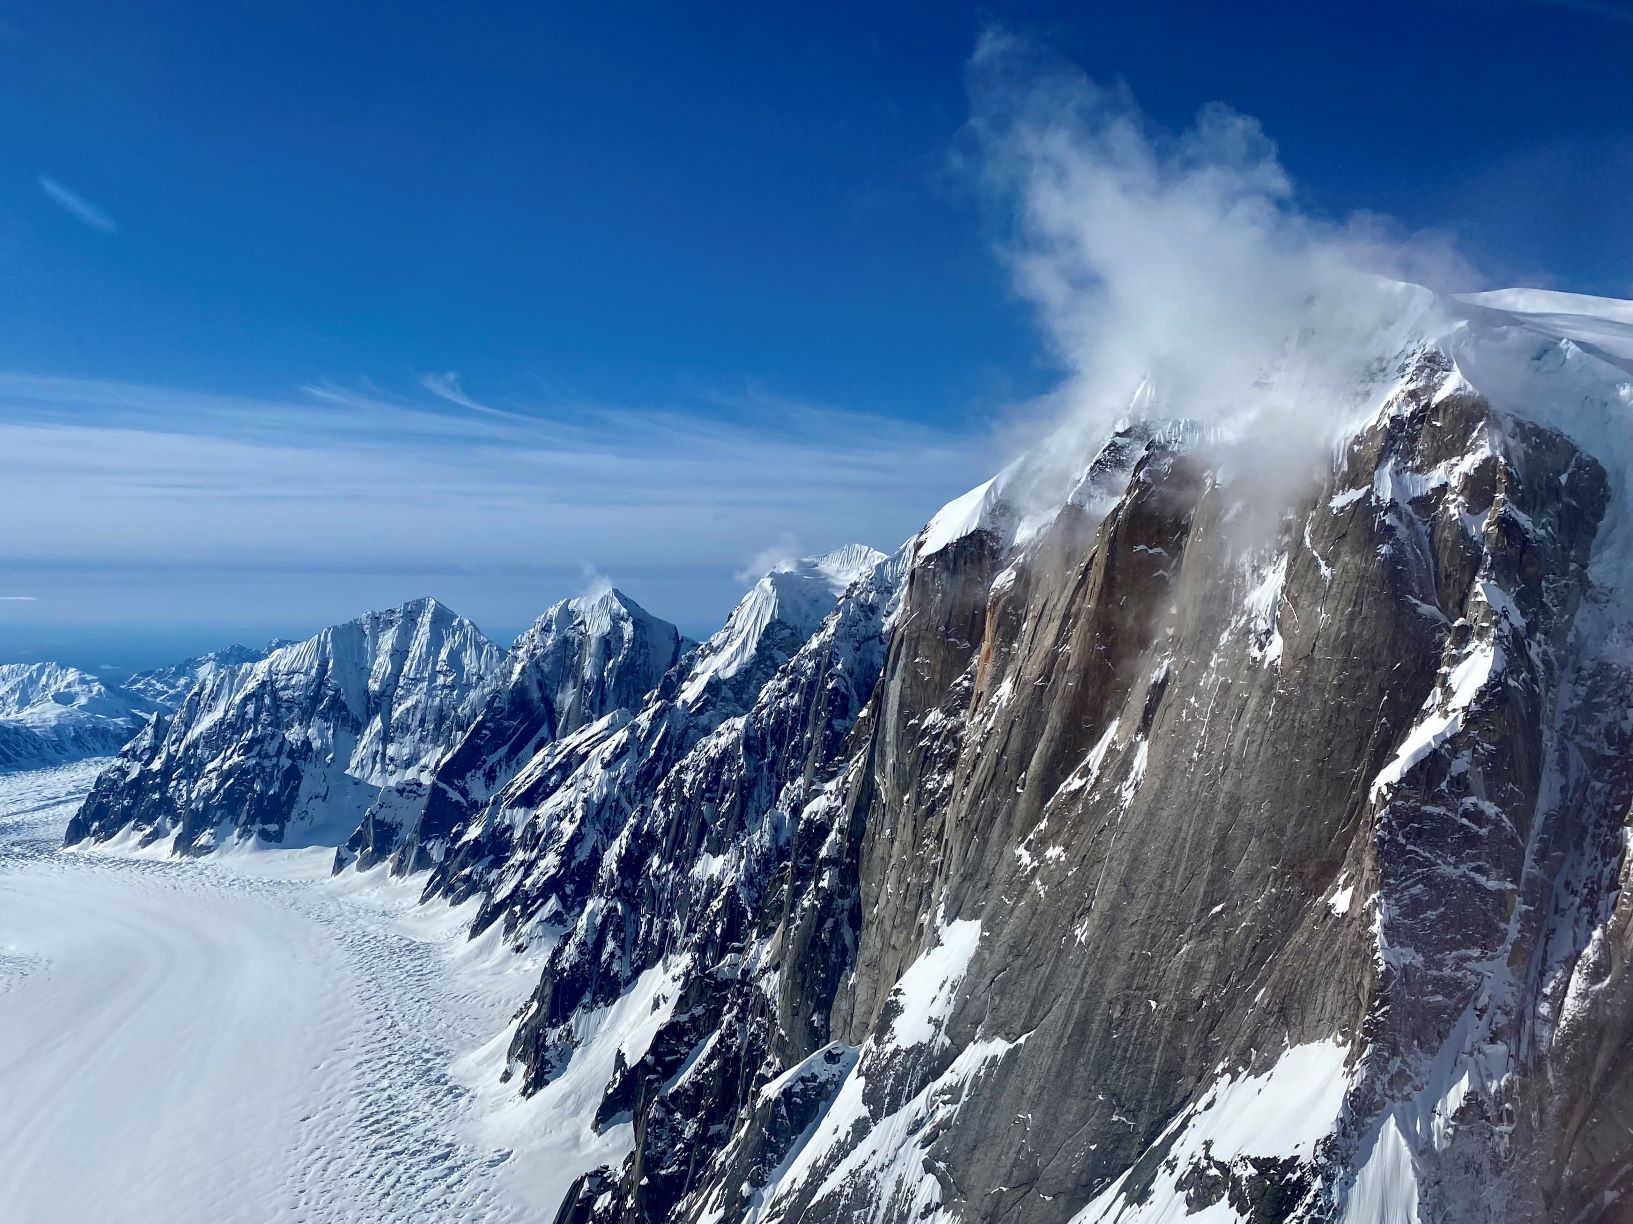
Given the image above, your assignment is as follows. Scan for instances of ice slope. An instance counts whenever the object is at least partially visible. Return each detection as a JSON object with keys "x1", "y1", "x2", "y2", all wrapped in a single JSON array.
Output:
[
  {"x1": 1068, "y1": 1041, "x2": 1353, "y2": 1224},
  {"x1": 1440, "y1": 289, "x2": 1630, "y2": 589},
  {"x1": 0, "y1": 761, "x2": 537, "y2": 1224}
]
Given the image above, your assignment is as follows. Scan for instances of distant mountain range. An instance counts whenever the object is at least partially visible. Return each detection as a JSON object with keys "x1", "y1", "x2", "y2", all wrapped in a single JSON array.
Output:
[{"x1": 0, "y1": 643, "x2": 293, "y2": 772}]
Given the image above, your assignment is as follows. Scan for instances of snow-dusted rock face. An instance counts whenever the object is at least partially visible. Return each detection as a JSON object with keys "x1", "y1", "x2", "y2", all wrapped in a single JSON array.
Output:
[
  {"x1": 501, "y1": 300, "x2": 1631, "y2": 1224},
  {"x1": 417, "y1": 545, "x2": 889, "y2": 944},
  {"x1": 66, "y1": 598, "x2": 503, "y2": 852},
  {"x1": 0, "y1": 663, "x2": 147, "y2": 771},
  {"x1": 121, "y1": 640, "x2": 293, "y2": 712},
  {"x1": 504, "y1": 547, "x2": 907, "y2": 1202},
  {"x1": 339, "y1": 588, "x2": 685, "y2": 874}
]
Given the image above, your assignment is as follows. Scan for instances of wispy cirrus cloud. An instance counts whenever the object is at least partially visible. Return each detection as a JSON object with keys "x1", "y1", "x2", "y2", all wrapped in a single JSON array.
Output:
[
  {"x1": 0, "y1": 372, "x2": 993, "y2": 638},
  {"x1": 37, "y1": 175, "x2": 117, "y2": 232},
  {"x1": 417, "y1": 370, "x2": 516, "y2": 417}
]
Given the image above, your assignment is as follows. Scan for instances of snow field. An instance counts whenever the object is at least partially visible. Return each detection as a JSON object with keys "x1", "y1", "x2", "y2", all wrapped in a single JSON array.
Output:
[{"x1": 0, "y1": 760, "x2": 538, "y2": 1224}]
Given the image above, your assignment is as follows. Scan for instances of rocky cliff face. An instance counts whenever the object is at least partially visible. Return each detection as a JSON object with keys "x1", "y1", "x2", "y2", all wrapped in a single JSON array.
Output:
[
  {"x1": 62, "y1": 291, "x2": 1632, "y2": 1223},
  {"x1": 742, "y1": 357, "x2": 1618, "y2": 1224},
  {"x1": 521, "y1": 342, "x2": 1631, "y2": 1223}
]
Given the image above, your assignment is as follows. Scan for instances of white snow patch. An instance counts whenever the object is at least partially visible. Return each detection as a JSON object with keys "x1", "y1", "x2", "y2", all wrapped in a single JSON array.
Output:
[
  {"x1": 883, "y1": 917, "x2": 982, "y2": 1051},
  {"x1": 1328, "y1": 882, "x2": 1356, "y2": 917},
  {"x1": 462, "y1": 958, "x2": 685, "y2": 1216},
  {"x1": 1057, "y1": 719, "x2": 1121, "y2": 798},
  {"x1": 747, "y1": 916, "x2": 1003, "y2": 1222},
  {"x1": 1369, "y1": 636, "x2": 1502, "y2": 801},
  {"x1": 0, "y1": 762, "x2": 540, "y2": 1223},
  {"x1": 1242, "y1": 554, "x2": 1289, "y2": 667},
  {"x1": 1070, "y1": 1039, "x2": 1352, "y2": 1224},
  {"x1": 1118, "y1": 738, "x2": 1149, "y2": 809},
  {"x1": 1338, "y1": 1114, "x2": 1420, "y2": 1224}
]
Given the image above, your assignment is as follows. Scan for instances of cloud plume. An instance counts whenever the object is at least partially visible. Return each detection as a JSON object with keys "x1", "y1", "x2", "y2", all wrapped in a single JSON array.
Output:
[{"x1": 966, "y1": 29, "x2": 1478, "y2": 466}]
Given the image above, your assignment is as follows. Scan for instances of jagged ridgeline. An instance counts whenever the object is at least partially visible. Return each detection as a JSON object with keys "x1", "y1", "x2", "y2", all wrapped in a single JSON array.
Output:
[
  {"x1": 0, "y1": 642, "x2": 293, "y2": 772},
  {"x1": 66, "y1": 289, "x2": 1633, "y2": 1224}
]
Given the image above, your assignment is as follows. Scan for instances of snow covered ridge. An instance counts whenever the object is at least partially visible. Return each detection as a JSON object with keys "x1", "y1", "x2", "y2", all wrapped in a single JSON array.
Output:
[
  {"x1": 677, "y1": 545, "x2": 885, "y2": 704},
  {"x1": 0, "y1": 662, "x2": 149, "y2": 770},
  {"x1": 67, "y1": 598, "x2": 507, "y2": 853},
  {"x1": 338, "y1": 585, "x2": 688, "y2": 875},
  {"x1": 0, "y1": 641, "x2": 291, "y2": 772},
  {"x1": 47, "y1": 283, "x2": 1633, "y2": 1224},
  {"x1": 120, "y1": 639, "x2": 296, "y2": 710}
]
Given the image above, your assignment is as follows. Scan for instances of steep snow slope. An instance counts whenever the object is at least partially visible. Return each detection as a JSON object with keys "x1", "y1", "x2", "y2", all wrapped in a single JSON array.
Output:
[{"x1": 0, "y1": 663, "x2": 147, "y2": 771}]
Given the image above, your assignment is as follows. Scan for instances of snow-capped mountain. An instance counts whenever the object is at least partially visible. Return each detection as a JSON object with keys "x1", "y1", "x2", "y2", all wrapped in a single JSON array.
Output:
[
  {"x1": 0, "y1": 642, "x2": 297, "y2": 772},
  {"x1": 67, "y1": 598, "x2": 504, "y2": 852},
  {"x1": 121, "y1": 640, "x2": 295, "y2": 712},
  {"x1": 62, "y1": 286, "x2": 1631, "y2": 1223},
  {"x1": 418, "y1": 542, "x2": 887, "y2": 944},
  {"x1": 0, "y1": 663, "x2": 148, "y2": 771},
  {"x1": 340, "y1": 586, "x2": 687, "y2": 874}
]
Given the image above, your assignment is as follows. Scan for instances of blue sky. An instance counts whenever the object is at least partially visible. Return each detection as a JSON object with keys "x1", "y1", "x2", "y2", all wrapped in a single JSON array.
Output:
[{"x1": 1, "y1": 1, "x2": 1628, "y2": 669}]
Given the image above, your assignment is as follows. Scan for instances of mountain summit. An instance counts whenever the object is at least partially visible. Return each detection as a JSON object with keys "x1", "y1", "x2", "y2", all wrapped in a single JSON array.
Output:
[{"x1": 67, "y1": 598, "x2": 504, "y2": 852}]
